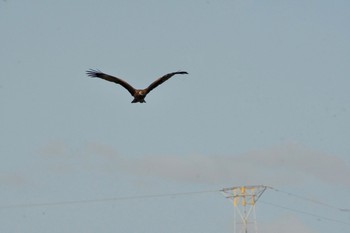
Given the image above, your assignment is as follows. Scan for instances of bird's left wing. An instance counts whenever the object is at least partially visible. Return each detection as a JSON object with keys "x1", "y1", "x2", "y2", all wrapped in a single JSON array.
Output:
[
  {"x1": 145, "y1": 71, "x2": 188, "y2": 94},
  {"x1": 86, "y1": 69, "x2": 136, "y2": 96}
]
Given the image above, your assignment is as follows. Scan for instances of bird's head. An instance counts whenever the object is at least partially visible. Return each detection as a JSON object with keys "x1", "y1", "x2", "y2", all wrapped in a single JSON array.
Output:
[{"x1": 138, "y1": 90, "x2": 146, "y2": 96}]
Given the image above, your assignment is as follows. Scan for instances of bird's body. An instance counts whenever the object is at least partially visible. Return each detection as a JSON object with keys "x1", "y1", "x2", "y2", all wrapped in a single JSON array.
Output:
[
  {"x1": 132, "y1": 90, "x2": 147, "y2": 103},
  {"x1": 86, "y1": 69, "x2": 188, "y2": 103}
]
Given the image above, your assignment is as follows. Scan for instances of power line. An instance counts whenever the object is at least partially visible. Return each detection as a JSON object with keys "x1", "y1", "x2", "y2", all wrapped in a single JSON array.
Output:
[
  {"x1": 0, "y1": 190, "x2": 218, "y2": 210},
  {"x1": 268, "y1": 187, "x2": 350, "y2": 212},
  {"x1": 1, "y1": 185, "x2": 349, "y2": 227},
  {"x1": 260, "y1": 200, "x2": 350, "y2": 226}
]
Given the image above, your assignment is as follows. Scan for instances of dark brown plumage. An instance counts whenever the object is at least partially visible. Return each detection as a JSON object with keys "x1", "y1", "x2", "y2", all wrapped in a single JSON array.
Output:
[{"x1": 86, "y1": 69, "x2": 188, "y2": 103}]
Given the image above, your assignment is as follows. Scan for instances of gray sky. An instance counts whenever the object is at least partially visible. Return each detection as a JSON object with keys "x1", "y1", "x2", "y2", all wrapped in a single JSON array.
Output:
[{"x1": 1, "y1": 1, "x2": 350, "y2": 232}]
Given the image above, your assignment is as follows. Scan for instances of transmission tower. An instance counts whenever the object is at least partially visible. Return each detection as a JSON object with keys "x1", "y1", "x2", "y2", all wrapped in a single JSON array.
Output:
[{"x1": 221, "y1": 185, "x2": 267, "y2": 233}]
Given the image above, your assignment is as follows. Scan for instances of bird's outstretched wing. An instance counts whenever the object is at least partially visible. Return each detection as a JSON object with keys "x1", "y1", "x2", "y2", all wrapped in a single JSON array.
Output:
[
  {"x1": 145, "y1": 71, "x2": 188, "y2": 94},
  {"x1": 86, "y1": 69, "x2": 136, "y2": 96}
]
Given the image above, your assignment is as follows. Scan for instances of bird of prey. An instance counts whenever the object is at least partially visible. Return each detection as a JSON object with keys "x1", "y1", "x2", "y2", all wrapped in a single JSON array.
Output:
[{"x1": 86, "y1": 69, "x2": 188, "y2": 103}]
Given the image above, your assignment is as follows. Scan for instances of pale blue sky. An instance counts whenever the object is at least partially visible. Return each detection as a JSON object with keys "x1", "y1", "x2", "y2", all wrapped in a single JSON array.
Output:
[{"x1": 1, "y1": 1, "x2": 350, "y2": 232}]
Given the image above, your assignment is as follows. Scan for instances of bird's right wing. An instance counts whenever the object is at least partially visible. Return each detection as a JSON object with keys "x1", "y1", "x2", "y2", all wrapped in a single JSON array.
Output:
[
  {"x1": 86, "y1": 69, "x2": 136, "y2": 96},
  {"x1": 145, "y1": 71, "x2": 188, "y2": 94}
]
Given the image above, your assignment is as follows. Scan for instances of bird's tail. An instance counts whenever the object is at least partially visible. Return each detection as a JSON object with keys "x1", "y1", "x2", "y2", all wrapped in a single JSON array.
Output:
[{"x1": 131, "y1": 99, "x2": 146, "y2": 103}]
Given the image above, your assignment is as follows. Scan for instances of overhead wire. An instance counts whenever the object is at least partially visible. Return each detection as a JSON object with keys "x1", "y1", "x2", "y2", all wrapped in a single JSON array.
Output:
[
  {"x1": 260, "y1": 200, "x2": 350, "y2": 226},
  {"x1": 268, "y1": 187, "x2": 350, "y2": 212},
  {"x1": 0, "y1": 186, "x2": 349, "y2": 227},
  {"x1": 0, "y1": 189, "x2": 218, "y2": 210}
]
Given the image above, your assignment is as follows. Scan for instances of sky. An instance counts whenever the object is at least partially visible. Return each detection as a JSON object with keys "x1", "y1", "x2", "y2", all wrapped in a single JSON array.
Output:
[{"x1": 1, "y1": 0, "x2": 350, "y2": 232}]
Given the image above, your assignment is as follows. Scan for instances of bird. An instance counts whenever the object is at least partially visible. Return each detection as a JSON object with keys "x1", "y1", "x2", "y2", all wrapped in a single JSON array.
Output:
[{"x1": 86, "y1": 69, "x2": 188, "y2": 103}]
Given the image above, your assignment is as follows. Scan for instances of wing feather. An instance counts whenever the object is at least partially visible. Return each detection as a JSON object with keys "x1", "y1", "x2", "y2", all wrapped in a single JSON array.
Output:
[
  {"x1": 86, "y1": 69, "x2": 135, "y2": 96},
  {"x1": 145, "y1": 71, "x2": 188, "y2": 94}
]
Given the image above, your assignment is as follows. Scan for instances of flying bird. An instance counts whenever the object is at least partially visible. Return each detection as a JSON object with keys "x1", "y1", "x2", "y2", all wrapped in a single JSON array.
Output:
[{"x1": 86, "y1": 69, "x2": 188, "y2": 103}]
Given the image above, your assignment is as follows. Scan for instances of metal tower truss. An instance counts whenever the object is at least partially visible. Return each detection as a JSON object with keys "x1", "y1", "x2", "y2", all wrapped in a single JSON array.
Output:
[{"x1": 221, "y1": 185, "x2": 267, "y2": 233}]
